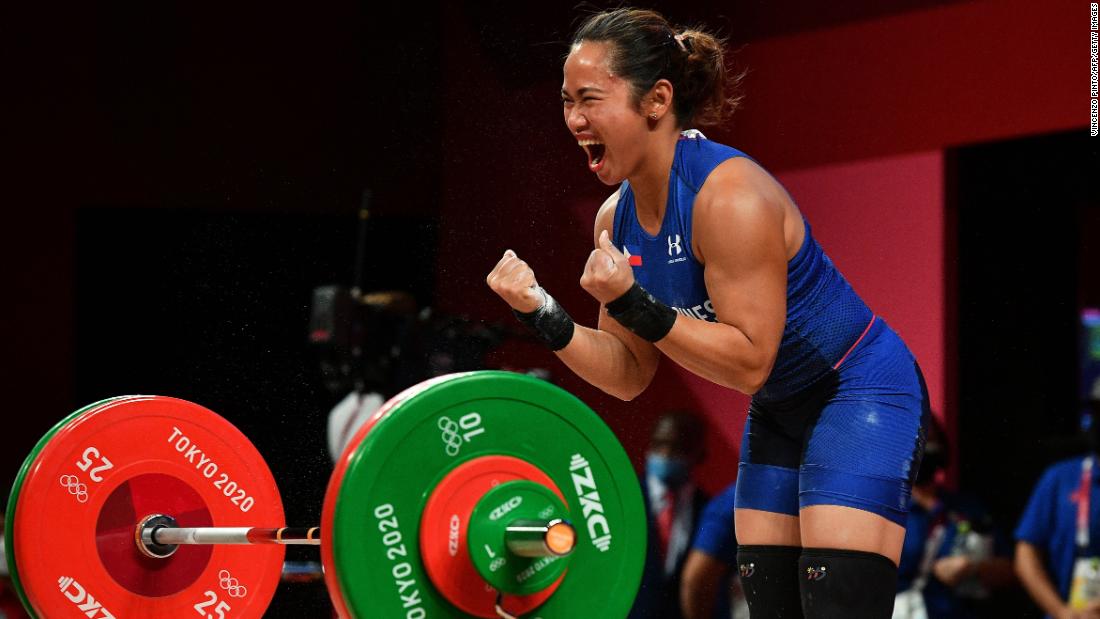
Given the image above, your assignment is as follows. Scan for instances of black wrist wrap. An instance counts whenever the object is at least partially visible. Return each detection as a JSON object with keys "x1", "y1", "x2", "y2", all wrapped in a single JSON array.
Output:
[
  {"x1": 513, "y1": 288, "x2": 575, "y2": 351},
  {"x1": 605, "y1": 282, "x2": 677, "y2": 342}
]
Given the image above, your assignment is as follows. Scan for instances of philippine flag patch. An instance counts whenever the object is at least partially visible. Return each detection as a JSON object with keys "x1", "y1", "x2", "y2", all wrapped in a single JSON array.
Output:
[{"x1": 623, "y1": 245, "x2": 643, "y2": 267}]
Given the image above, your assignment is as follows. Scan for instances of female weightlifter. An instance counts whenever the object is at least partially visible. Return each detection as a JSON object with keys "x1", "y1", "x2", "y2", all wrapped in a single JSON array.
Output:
[{"x1": 486, "y1": 9, "x2": 929, "y2": 618}]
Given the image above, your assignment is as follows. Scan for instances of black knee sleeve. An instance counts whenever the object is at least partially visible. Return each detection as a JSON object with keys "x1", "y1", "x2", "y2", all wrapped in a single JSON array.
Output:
[
  {"x1": 737, "y1": 545, "x2": 804, "y2": 619},
  {"x1": 798, "y1": 548, "x2": 897, "y2": 619}
]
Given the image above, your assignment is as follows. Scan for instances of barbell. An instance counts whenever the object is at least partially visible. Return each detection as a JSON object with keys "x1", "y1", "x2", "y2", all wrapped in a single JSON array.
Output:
[{"x1": 4, "y1": 371, "x2": 646, "y2": 618}]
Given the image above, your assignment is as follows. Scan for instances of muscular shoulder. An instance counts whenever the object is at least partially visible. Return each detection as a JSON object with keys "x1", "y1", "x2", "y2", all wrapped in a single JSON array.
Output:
[
  {"x1": 696, "y1": 157, "x2": 786, "y2": 219},
  {"x1": 593, "y1": 187, "x2": 622, "y2": 247},
  {"x1": 692, "y1": 158, "x2": 787, "y2": 262}
]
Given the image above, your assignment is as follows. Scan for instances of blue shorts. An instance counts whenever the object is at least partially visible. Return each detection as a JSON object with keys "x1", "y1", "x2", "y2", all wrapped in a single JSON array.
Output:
[{"x1": 735, "y1": 317, "x2": 929, "y2": 526}]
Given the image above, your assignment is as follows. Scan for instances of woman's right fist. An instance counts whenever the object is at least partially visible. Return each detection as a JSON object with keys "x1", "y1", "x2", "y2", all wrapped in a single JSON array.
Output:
[{"x1": 486, "y1": 250, "x2": 545, "y2": 313}]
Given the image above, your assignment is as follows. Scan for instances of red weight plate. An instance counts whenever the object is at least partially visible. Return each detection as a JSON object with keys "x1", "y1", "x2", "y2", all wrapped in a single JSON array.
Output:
[
  {"x1": 95, "y1": 473, "x2": 213, "y2": 596},
  {"x1": 418, "y1": 455, "x2": 566, "y2": 618},
  {"x1": 322, "y1": 374, "x2": 466, "y2": 618},
  {"x1": 13, "y1": 397, "x2": 284, "y2": 618},
  {"x1": 7, "y1": 396, "x2": 141, "y2": 618}
]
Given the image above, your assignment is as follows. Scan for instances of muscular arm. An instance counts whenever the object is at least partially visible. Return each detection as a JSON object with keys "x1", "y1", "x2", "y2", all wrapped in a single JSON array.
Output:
[
  {"x1": 555, "y1": 191, "x2": 660, "y2": 400},
  {"x1": 653, "y1": 161, "x2": 788, "y2": 394},
  {"x1": 486, "y1": 190, "x2": 659, "y2": 400},
  {"x1": 555, "y1": 309, "x2": 659, "y2": 400}
]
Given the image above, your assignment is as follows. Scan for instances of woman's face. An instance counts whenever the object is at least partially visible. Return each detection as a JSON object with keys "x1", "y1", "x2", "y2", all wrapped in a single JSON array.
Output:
[{"x1": 561, "y1": 41, "x2": 650, "y2": 185}]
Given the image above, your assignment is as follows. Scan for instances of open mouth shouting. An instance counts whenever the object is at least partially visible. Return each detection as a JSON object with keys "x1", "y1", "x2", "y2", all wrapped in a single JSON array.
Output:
[{"x1": 578, "y1": 137, "x2": 606, "y2": 173}]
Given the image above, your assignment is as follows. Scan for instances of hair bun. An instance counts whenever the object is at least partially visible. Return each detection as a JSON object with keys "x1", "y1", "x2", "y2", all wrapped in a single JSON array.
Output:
[{"x1": 571, "y1": 9, "x2": 743, "y2": 128}]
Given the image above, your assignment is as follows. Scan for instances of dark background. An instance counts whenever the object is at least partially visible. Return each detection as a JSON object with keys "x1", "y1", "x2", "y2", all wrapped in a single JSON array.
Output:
[
  {"x1": 2, "y1": 1, "x2": 1096, "y2": 616},
  {"x1": 953, "y1": 131, "x2": 1100, "y2": 526}
]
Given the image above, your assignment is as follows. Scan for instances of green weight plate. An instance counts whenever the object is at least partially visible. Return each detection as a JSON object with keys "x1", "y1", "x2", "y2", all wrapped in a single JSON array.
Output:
[
  {"x1": 467, "y1": 480, "x2": 571, "y2": 595},
  {"x1": 5, "y1": 396, "x2": 134, "y2": 619},
  {"x1": 326, "y1": 371, "x2": 646, "y2": 618},
  {"x1": 322, "y1": 375, "x2": 438, "y2": 618}
]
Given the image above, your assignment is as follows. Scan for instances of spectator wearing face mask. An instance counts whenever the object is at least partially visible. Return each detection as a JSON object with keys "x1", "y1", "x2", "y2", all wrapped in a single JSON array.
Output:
[{"x1": 630, "y1": 411, "x2": 711, "y2": 619}]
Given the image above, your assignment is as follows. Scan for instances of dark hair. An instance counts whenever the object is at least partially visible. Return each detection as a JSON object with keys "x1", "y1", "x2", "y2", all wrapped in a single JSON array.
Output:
[
  {"x1": 650, "y1": 410, "x2": 706, "y2": 457},
  {"x1": 570, "y1": 8, "x2": 743, "y2": 128}
]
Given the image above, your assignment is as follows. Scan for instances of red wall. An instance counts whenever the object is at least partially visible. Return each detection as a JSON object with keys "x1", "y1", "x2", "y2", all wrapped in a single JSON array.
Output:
[
  {"x1": 718, "y1": 0, "x2": 1085, "y2": 170},
  {"x1": 777, "y1": 152, "x2": 946, "y2": 416},
  {"x1": 441, "y1": 0, "x2": 1082, "y2": 492}
]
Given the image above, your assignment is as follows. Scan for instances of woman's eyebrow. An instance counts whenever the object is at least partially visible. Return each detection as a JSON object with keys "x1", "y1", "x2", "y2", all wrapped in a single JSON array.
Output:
[{"x1": 561, "y1": 86, "x2": 606, "y2": 97}]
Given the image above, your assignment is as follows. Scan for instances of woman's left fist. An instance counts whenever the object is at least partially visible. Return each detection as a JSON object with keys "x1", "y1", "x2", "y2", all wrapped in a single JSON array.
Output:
[{"x1": 580, "y1": 230, "x2": 635, "y2": 305}]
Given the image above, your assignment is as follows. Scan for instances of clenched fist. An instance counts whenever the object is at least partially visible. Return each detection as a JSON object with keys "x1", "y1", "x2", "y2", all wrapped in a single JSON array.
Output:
[
  {"x1": 580, "y1": 230, "x2": 635, "y2": 305},
  {"x1": 486, "y1": 250, "x2": 545, "y2": 313}
]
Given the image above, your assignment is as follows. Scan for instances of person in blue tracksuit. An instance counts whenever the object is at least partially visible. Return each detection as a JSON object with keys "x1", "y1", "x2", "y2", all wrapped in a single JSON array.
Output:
[
  {"x1": 486, "y1": 8, "x2": 928, "y2": 617},
  {"x1": 1016, "y1": 455, "x2": 1100, "y2": 619},
  {"x1": 1016, "y1": 383, "x2": 1100, "y2": 619}
]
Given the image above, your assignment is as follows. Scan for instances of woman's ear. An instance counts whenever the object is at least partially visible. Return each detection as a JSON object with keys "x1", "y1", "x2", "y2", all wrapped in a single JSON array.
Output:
[{"x1": 646, "y1": 79, "x2": 674, "y2": 120}]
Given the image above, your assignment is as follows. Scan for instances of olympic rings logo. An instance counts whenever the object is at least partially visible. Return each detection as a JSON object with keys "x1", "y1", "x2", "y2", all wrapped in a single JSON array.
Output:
[
  {"x1": 58, "y1": 475, "x2": 89, "y2": 503},
  {"x1": 218, "y1": 570, "x2": 248, "y2": 598},
  {"x1": 437, "y1": 416, "x2": 464, "y2": 456},
  {"x1": 437, "y1": 412, "x2": 485, "y2": 457}
]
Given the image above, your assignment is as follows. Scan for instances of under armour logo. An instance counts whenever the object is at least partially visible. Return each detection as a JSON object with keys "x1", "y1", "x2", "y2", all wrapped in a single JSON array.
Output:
[
  {"x1": 739, "y1": 563, "x2": 755, "y2": 578},
  {"x1": 806, "y1": 565, "x2": 827, "y2": 581},
  {"x1": 667, "y1": 234, "x2": 683, "y2": 256}
]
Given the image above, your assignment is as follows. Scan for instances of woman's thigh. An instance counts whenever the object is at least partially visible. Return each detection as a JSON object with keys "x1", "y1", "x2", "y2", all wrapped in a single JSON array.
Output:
[
  {"x1": 735, "y1": 320, "x2": 928, "y2": 557},
  {"x1": 799, "y1": 504, "x2": 906, "y2": 564}
]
